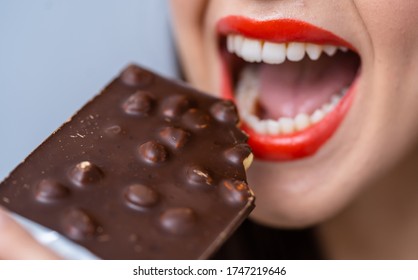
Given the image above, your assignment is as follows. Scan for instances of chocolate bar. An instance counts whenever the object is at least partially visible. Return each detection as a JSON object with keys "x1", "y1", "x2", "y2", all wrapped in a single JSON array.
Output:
[{"x1": 0, "y1": 65, "x2": 254, "y2": 259}]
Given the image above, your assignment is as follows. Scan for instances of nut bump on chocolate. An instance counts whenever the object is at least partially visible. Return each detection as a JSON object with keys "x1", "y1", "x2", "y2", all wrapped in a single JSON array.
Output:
[
  {"x1": 160, "y1": 207, "x2": 197, "y2": 235},
  {"x1": 34, "y1": 179, "x2": 70, "y2": 203},
  {"x1": 224, "y1": 144, "x2": 252, "y2": 165},
  {"x1": 210, "y1": 100, "x2": 239, "y2": 124},
  {"x1": 182, "y1": 108, "x2": 210, "y2": 130},
  {"x1": 68, "y1": 161, "x2": 103, "y2": 187},
  {"x1": 161, "y1": 95, "x2": 194, "y2": 119},
  {"x1": 122, "y1": 90, "x2": 154, "y2": 116},
  {"x1": 62, "y1": 208, "x2": 97, "y2": 241},
  {"x1": 124, "y1": 183, "x2": 159, "y2": 209},
  {"x1": 158, "y1": 127, "x2": 189, "y2": 149},
  {"x1": 186, "y1": 164, "x2": 213, "y2": 187},
  {"x1": 138, "y1": 141, "x2": 168, "y2": 164},
  {"x1": 219, "y1": 179, "x2": 252, "y2": 206},
  {"x1": 120, "y1": 64, "x2": 154, "y2": 87}
]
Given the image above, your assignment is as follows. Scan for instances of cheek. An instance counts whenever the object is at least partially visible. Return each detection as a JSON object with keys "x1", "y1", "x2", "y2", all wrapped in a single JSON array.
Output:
[
  {"x1": 169, "y1": 0, "x2": 214, "y2": 92},
  {"x1": 354, "y1": 0, "x2": 418, "y2": 86},
  {"x1": 354, "y1": 0, "x2": 418, "y2": 53},
  {"x1": 354, "y1": 0, "x2": 418, "y2": 148}
]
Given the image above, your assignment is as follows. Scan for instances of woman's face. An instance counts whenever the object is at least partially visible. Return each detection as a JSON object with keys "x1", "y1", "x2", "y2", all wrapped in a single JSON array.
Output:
[{"x1": 169, "y1": 0, "x2": 418, "y2": 227}]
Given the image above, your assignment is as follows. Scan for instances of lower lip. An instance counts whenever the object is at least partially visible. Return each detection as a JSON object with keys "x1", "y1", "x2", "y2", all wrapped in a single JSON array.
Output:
[{"x1": 220, "y1": 53, "x2": 358, "y2": 161}]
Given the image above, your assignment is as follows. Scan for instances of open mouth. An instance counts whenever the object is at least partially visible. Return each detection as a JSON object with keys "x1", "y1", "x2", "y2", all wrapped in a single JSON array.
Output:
[{"x1": 217, "y1": 16, "x2": 361, "y2": 161}]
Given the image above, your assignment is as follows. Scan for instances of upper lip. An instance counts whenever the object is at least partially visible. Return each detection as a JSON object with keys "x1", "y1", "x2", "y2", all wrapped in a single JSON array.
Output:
[{"x1": 217, "y1": 15, "x2": 356, "y2": 51}]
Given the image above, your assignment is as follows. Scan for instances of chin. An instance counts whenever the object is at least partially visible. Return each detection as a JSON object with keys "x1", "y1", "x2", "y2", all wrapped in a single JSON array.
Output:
[
  {"x1": 244, "y1": 159, "x2": 348, "y2": 229},
  {"x1": 248, "y1": 194, "x2": 343, "y2": 229}
]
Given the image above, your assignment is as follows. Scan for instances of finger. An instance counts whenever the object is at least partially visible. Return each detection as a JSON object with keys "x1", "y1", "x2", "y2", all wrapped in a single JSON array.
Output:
[{"x1": 0, "y1": 207, "x2": 59, "y2": 259}]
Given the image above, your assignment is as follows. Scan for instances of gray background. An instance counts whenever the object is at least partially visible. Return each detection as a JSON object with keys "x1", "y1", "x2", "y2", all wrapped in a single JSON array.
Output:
[{"x1": 0, "y1": 0, "x2": 177, "y2": 179}]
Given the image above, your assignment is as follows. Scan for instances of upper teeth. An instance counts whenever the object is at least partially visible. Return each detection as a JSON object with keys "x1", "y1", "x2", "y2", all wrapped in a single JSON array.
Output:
[{"x1": 227, "y1": 34, "x2": 348, "y2": 64}]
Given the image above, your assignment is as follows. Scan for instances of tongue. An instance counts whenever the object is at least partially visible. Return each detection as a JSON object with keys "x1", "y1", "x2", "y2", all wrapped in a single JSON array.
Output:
[{"x1": 258, "y1": 53, "x2": 358, "y2": 119}]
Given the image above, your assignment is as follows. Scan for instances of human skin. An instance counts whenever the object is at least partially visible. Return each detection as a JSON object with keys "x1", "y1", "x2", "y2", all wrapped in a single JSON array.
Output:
[
  {"x1": 0, "y1": 207, "x2": 58, "y2": 259},
  {"x1": 169, "y1": 0, "x2": 418, "y2": 258}
]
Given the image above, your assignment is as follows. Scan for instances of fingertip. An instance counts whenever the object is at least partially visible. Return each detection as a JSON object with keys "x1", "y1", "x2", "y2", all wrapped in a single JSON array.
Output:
[{"x1": 0, "y1": 207, "x2": 60, "y2": 260}]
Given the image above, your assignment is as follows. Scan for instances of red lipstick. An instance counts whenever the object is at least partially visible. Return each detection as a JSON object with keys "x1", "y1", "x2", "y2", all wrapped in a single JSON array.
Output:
[
  {"x1": 217, "y1": 16, "x2": 359, "y2": 161},
  {"x1": 217, "y1": 16, "x2": 354, "y2": 48}
]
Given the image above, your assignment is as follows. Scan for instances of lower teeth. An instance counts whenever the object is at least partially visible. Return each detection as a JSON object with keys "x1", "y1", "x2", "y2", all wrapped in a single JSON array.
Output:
[{"x1": 235, "y1": 67, "x2": 348, "y2": 135}]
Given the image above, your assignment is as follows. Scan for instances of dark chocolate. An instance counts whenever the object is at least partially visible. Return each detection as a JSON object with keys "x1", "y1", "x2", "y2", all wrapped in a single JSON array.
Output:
[
  {"x1": 138, "y1": 141, "x2": 168, "y2": 164},
  {"x1": 123, "y1": 183, "x2": 160, "y2": 209},
  {"x1": 68, "y1": 161, "x2": 104, "y2": 187},
  {"x1": 210, "y1": 100, "x2": 239, "y2": 124},
  {"x1": 122, "y1": 90, "x2": 154, "y2": 116},
  {"x1": 160, "y1": 95, "x2": 194, "y2": 119},
  {"x1": 158, "y1": 127, "x2": 190, "y2": 149},
  {"x1": 0, "y1": 64, "x2": 254, "y2": 259},
  {"x1": 224, "y1": 144, "x2": 252, "y2": 165},
  {"x1": 62, "y1": 208, "x2": 97, "y2": 241},
  {"x1": 120, "y1": 65, "x2": 154, "y2": 87},
  {"x1": 185, "y1": 164, "x2": 213, "y2": 187},
  {"x1": 34, "y1": 179, "x2": 70, "y2": 203},
  {"x1": 159, "y1": 207, "x2": 197, "y2": 235}
]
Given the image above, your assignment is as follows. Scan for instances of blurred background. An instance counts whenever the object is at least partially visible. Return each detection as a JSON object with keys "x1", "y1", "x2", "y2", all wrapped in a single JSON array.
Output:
[{"x1": 0, "y1": 0, "x2": 177, "y2": 179}]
